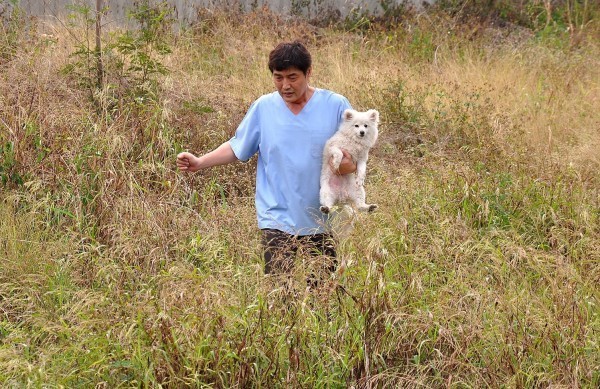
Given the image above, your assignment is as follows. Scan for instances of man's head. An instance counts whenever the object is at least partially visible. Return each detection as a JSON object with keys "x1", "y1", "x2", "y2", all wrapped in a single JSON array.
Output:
[
  {"x1": 269, "y1": 41, "x2": 313, "y2": 105},
  {"x1": 268, "y1": 41, "x2": 312, "y2": 75}
]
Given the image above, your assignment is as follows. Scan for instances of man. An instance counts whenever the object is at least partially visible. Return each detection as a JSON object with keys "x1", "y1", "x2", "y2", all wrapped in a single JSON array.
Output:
[{"x1": 177, "y1": 41, "x2": 355, "y2": 278}]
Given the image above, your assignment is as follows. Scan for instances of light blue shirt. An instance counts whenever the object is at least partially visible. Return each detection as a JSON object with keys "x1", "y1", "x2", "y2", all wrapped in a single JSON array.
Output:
[{"x1": 229, "y1": 88, "x2": 352, "y2": 235}]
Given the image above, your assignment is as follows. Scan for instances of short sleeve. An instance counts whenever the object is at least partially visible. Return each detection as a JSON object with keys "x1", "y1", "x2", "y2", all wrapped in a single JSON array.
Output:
[{"x1": 229, "y1": 100, "x2": 261, "y2": 162}]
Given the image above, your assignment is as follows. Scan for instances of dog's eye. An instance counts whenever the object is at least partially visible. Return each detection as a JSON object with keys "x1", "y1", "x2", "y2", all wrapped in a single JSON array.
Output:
[
  {"x1": 354, "y1": 124, "x2": 359, "y2": 127},
  {"x1": 364, "y1": 124, "x2": 368, "y2": 127}
]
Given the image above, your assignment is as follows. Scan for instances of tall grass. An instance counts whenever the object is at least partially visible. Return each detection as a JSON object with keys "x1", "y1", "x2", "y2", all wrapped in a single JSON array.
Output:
[{"x1": 1, "y1": 5, "x2": 599, "y2": 387}]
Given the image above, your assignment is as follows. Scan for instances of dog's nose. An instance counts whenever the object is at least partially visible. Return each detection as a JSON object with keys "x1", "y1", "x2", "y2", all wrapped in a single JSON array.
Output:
[{"x1": 359, "y1": 131, "x2": 365, "y2": 137}]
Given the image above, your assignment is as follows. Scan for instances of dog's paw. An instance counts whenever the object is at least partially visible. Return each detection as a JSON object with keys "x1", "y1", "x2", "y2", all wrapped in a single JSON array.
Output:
[
  {"x1": 320, "y1": 205, "x2": 330, "y2": 214},
  {"x1": 367, "y1": 204, "x2": 378, "y2": 213}
]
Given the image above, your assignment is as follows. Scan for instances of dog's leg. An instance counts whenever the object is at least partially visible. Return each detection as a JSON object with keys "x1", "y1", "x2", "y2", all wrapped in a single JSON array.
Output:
[
  {"x1": 320, "y1": 171, "x2": 336, "y2": 214},
  {"x1": 320, "y1": 186, "x2": 336, "y2": 214},
  {"x1": 354, "y1": 161, "x2": 377, "y2": 212},
  {"x1": 352, "y1": 185, "x2": 368, "y2": 211},
  {"x1": 354, "y1": 186, "x2": 378, "y2": 212},
  {"x1": 321, "y1": 148, "x2": 343, "y2": 214},
  {"x1": 329, "y1": 147, "x2": 344, "y2": 173},
  {"x1": 356, "y1": 159, "x2": 367, "y2": 186}
]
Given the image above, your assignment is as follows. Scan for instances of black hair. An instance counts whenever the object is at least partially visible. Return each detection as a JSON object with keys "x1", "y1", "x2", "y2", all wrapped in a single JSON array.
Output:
[{"x1": 268, "y1": 41, "x2": 312, "y2": 75}]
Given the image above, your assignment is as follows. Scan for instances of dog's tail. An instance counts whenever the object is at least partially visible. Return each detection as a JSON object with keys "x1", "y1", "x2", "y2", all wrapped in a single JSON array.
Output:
[{"x1": 329, "y1": 205, "x2": 355, "y2": 240}]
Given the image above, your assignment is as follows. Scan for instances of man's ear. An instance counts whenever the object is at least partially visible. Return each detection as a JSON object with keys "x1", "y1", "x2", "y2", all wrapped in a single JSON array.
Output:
[{"x1": 306, "y1": 67, "x2": 312, "y2": 78}]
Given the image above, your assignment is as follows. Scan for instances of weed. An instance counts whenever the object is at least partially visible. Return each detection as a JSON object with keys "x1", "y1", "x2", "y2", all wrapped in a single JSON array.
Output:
[
  {"x1": 0, "y1": 0, "x2": 25, "y2": 62},
  {"x1": 62, "y1": 0, "x2": 173, "y2": 110},
  {"x1": 61, "y1": 1, "x2": 104, "y2": 98},
  {"x1": 110, "y1": 0, "x2": 173, "y2": 102},
  {"x1": 0, "y1": 141, "x2": 24, "y2": 186},
  {"x1": 1, "y1": 5, "x2": 599, "y2": 388}
]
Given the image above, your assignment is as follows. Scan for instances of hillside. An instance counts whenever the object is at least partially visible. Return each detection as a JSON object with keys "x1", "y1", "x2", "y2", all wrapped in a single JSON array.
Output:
[{"x1": 1, "y1": 3, "x2": 599, "y2": 387}]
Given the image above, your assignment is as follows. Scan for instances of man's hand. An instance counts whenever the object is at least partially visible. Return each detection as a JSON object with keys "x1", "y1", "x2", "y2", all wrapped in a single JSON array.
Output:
[
  {"x1": 177, "y1": 152, "x2": 202, "y2": 172},
  {"x1": 330, "y1": 149, "x2": 356, "y2": 176},
  {"x1": 177, "y1": 143, "x2": 239, "y2": 173}
]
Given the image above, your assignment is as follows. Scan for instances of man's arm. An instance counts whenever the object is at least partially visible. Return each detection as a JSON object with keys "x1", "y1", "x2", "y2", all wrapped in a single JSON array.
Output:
[{"x1": 177, "y1": 141, "x2": 238, "y2": 172}]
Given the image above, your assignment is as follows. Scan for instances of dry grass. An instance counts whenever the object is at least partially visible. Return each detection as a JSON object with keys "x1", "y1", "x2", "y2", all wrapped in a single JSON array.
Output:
[{"x1": 1, "y1": 6, "x2": 599, "y2": 388}]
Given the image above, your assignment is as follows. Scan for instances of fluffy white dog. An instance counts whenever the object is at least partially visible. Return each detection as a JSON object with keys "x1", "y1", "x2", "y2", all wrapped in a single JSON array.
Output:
[{"x1": 320, "y1": 108, "x2": 379, "y2": 214}]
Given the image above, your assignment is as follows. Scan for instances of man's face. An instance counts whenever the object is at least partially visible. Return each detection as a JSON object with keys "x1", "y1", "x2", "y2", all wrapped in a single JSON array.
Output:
[{"x1": 272, "y1": 67, "x2": 311, "y2": 104}]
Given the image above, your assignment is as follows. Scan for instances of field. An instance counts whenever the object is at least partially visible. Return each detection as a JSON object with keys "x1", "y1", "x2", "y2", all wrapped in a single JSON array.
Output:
[{"x1": 1, "y1": 2, "x2": 599, "y2": 387}]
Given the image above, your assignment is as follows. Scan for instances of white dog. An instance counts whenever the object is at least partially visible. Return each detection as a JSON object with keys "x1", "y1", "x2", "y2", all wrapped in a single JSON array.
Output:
[{"x1": 320, "y1": 108, "x2": 379, "y2": 214}]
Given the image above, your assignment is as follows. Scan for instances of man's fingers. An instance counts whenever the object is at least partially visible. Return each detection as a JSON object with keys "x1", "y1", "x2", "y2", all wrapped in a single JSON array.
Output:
[
  {"x1": 177, "y1": 156, "x2": 190, "y2": 171},
  {"x1": 177, "y1": 152, "x2": 197, "y2": 172},
  {"x1": 177, "y1": 153, "x2": 191, "y2": 163}
]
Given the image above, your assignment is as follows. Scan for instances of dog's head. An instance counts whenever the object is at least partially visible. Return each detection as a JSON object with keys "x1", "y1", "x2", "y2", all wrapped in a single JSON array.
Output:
[{"x1": 340, "y1": 109, "x2": 379, "y2": 147}]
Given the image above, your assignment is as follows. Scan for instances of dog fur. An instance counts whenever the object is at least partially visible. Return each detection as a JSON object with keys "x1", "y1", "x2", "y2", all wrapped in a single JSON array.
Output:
[{"x1": 320, "y1": 108, "x2": 379, "y2": 214}]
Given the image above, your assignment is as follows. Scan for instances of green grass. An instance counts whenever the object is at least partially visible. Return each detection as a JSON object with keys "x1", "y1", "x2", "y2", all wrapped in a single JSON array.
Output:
[{"x1": 1, "y1": 5, "x2": 599, "y2": 388}]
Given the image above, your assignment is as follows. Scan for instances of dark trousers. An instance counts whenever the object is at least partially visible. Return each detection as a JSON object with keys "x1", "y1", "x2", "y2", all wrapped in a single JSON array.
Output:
[{"x1": 261, "y1": 229, "x2": 337, "y2": 282}]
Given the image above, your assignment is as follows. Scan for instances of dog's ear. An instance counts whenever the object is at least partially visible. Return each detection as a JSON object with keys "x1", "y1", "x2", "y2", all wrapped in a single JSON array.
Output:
[
  {"x1": 343, "y1": 109, "x2": 354, "y2": 121},
  {"x1": 368, "y1": 109, "x2": 379, "y2": 124}
]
